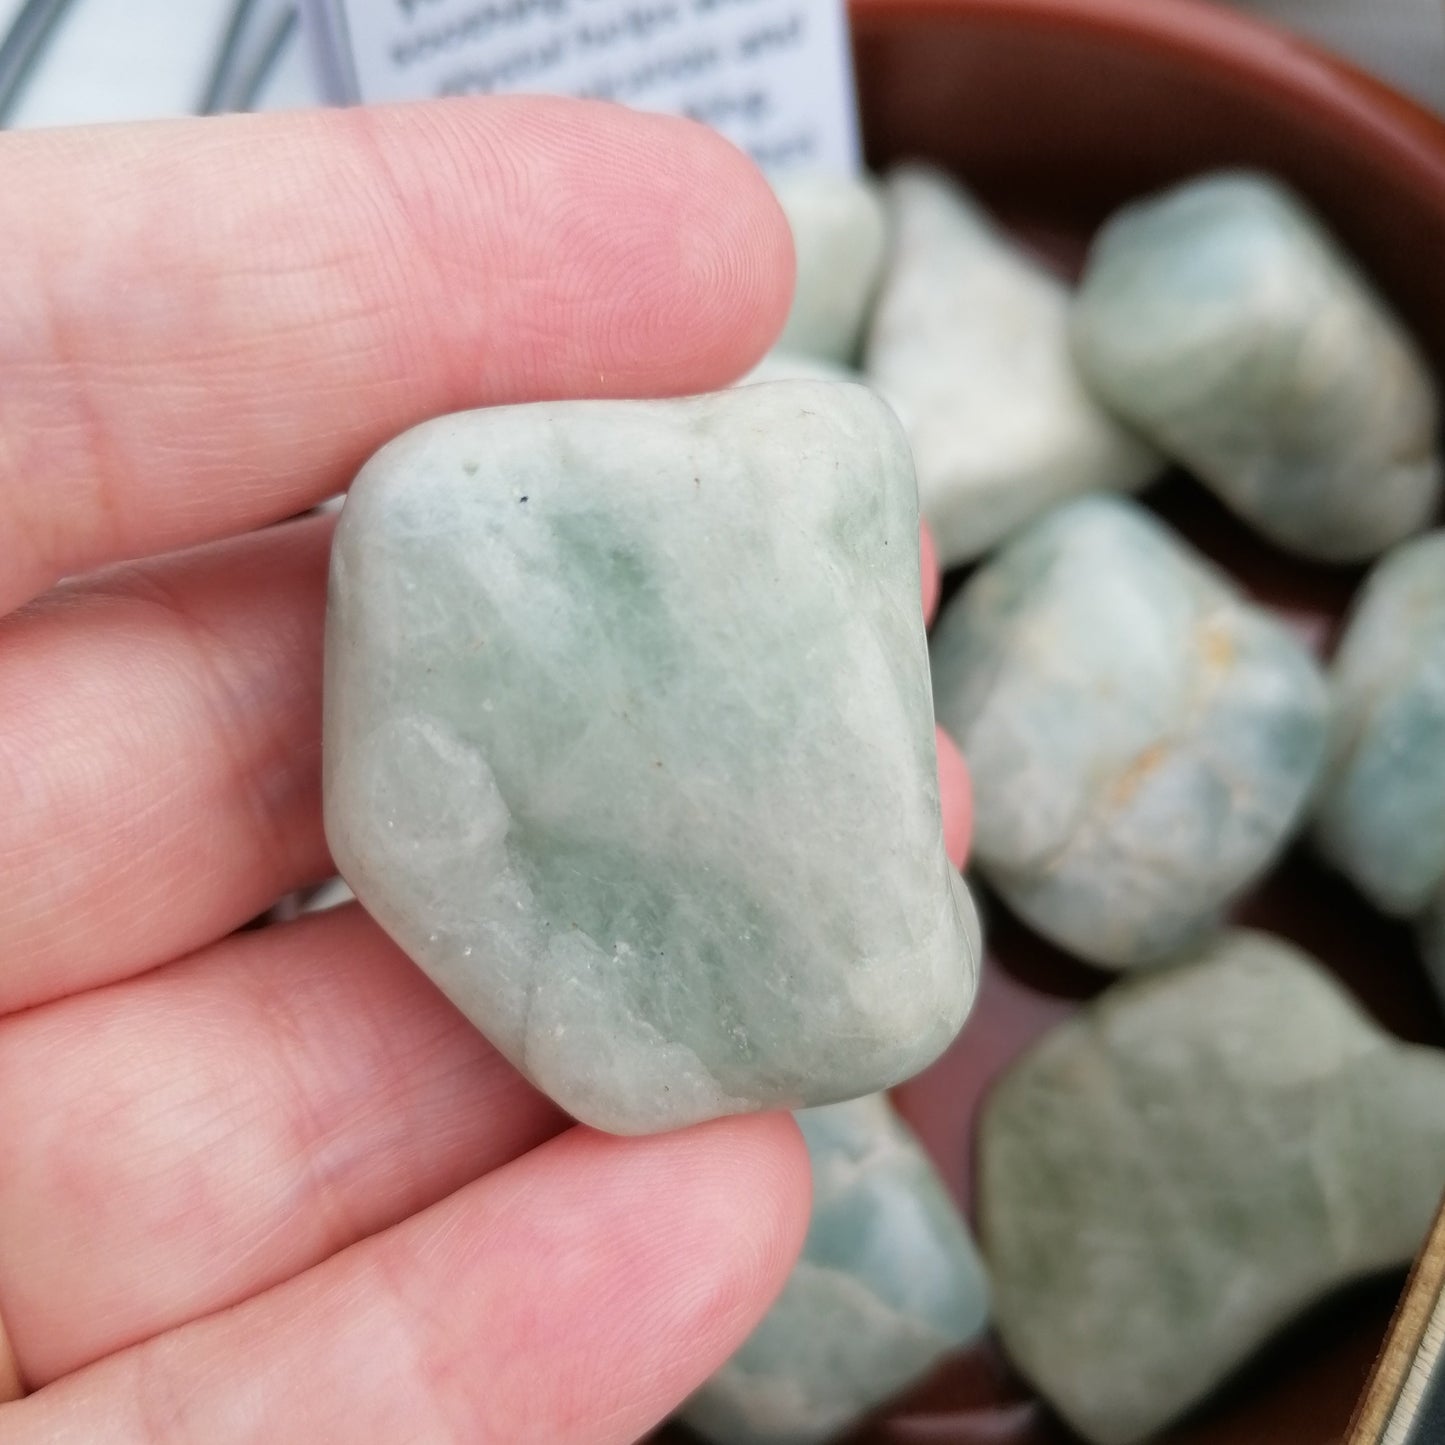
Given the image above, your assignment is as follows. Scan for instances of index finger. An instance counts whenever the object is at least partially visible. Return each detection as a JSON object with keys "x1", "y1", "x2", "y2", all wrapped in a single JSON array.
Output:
[{"x1": 0, "y1": 97, "x2": 793, "y2": 614}]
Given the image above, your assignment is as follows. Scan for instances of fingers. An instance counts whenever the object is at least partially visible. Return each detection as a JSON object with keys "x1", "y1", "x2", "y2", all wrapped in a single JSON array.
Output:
[
  {"x1": 921, "y1": 521, "x2": 941, "y2": 625},
  {"x1": 6, "y1": 1117, "x2": 809, "y2": 1445},
  {"x1": 0, "y1": 517, "x2": 333, "y2": 1013},
  {"x1": 0, "y1": 99, "x2": 792, "y2": 615},
  {"x1": 937, "y1": 725, "x2": 973, "y2": 871},
  {"x1": 921, "y1": 523, "x2": 971, "y2": 868},
  {"x1": 0, "y1": 905, "x2": 568, "y2": 1387},
  {"x1": 0, "y1": 1320, "x2": 19, "y2": 1405}
]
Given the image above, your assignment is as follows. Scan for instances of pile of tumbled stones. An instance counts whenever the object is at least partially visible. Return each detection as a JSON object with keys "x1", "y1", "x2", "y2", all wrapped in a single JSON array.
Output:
[{"x1": 321, "y1": 165, "x2": 1445, "y2": 1445}]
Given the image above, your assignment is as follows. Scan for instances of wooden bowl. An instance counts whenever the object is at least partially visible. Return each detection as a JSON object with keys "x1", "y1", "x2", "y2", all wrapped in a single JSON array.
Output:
[
  {"x1": 668, "y1": 3, "x2": 1445, "y2": 1443},
  {"x1": 853, "y1": 0, "x2": 1445, "y2": 368}
]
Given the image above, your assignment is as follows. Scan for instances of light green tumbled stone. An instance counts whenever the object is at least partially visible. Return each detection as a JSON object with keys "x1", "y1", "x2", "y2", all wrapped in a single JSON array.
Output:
[
  {"x1": 979, "y1": 929, "x2": 1445, "y2": 1445},
  {"x1": 1073, "y1": 171, "x2": 1441, "y2": 561},
  {"x1": 1315, "y1": 531, "x2": 1445, "y2": 918},
  {"x1": 865, "y1": 166, "x2": 1160, "y2": 567},
  {"x1": 774, "y1": 174, "x2": 888, "y2": 365},
  {"x1": 324, "y1": 383, "x2": 979, "y2": 1136},
  {"x1": 930, "y1": 495, "x2": 1327, "y2": 970},
  {"x1": 736, "y1": 351, "x2": 909, "y2": 432},
  {"x1": 683, "y1": 1094, "x2": 990, "y2": 1445}
]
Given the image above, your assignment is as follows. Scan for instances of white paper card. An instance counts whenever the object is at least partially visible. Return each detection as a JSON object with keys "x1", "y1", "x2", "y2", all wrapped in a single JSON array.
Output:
[{"x1": 302, "y1": 0, "x2": 860, "y2": 174}]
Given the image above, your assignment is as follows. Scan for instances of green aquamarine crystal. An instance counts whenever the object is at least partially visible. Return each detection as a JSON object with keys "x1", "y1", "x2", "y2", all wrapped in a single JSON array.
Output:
[
  {"x1": 684, "y1": 1094, "x2": 989, "y2": 1445},
  {"x1": 930, "y1": 496, "x2": 1326, "y2": 969},
  {"x1": 865, "y1": 166, "x2": 1159, "y2": 566},
  {"x1": 1073, "y1": 172, "x2": 1440, "y2": 561},
  {"x1": 324, "y1": 383, "x2": 979, "y2": 1135},
  {"x1": 979, "y1": 930, "x2": 1445, "y2": 1445},
  {"x1": 1315, "y1": 531, "x2": 1445, "y2": 918},
  {"x1": 774, "y1": 174, "x2": 888, "y2": 365}
]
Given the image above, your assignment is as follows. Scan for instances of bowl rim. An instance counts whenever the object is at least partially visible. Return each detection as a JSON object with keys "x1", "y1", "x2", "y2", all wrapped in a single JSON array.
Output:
[{"x1": 848, "y1": 0, "x2": 1445, "y2": 194}]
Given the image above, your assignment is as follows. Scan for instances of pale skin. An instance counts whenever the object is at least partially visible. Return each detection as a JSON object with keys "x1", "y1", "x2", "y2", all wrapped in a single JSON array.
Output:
[{"x1": 0, "y1": 96, "x2": 973, "y2": 1443}]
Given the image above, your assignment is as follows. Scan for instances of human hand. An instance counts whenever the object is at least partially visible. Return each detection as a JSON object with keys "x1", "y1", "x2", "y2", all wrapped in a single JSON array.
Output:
[{"x1": 0, "y1": 98, "x2": 970, "y2": 1443}]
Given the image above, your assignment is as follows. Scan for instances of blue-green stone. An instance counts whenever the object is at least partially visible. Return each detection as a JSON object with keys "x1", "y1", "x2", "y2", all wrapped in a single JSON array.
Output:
[
  {"x1": 774, "y1": 175, "x2": 888, "y2": 365},
  {"x1": 683, "y1": 1094, "x2": 990, "y2": 1445},
  {"x1": 930, "y1": 496, "x2": 1327, "y2": 969},
  {"x1": 865, "y1": 166, "x2": 1159, "y2": 567},
  {"x1": 736, "y1": 351, "x2": 908, "y2": 434},
  {"x1": 1315, "y1": 531, "x2": 1445, "y2": 917},
  {"x1": 1073, "y1": 171, "x2": 1440, "y2": 561},
  {"x1": 324, "y1": 383, "x2": 979, "y2": 1135},
  {"x1": 979, "y1": 929, "x2": 1445, "y2": 1445}
]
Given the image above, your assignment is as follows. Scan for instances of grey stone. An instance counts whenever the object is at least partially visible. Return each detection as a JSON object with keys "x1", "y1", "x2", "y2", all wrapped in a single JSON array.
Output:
[
  {"x1": 978, "y1": 929, "x2": 1445, "y2": 1445},
  {"x1": 1315, "y1": 531, "x2": 1445, "y2": 917},
  {"x1": 865, "y1": 165, "x2": 1159, "y2": 567},
  {"x1": 774, "y1": 174, "x2": 888, "y2": 365},
  {"x1": 930, "y1": 496, "x2": 1328, "y2": 969},
  {"x1": 684, "y1": 1094, "x2": 990, "y2": 1445},
  {"x1": 324, "y1": 383, "x2": 979, "y2": 1135},
  {"x1": 1073, "y1": 171, "x2": 1441, "y2": 561}
]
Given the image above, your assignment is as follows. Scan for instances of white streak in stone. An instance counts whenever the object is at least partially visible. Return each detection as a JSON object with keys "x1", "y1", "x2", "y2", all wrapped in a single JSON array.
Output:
[{"x1": 865, "y1": 166, "x2": 1160, "y2": 566}]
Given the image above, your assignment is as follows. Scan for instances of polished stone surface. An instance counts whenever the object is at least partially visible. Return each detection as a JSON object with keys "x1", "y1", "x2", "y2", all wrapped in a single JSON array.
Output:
[
  {"x1": 775, "y1": 175, "x2": 889, "y2": 365},
  {"x1": 324, "y1": 383, "x2": 979, "y2": 1135},
  {"x1": 930, "y1": 496, "x2": 1328, "y2": 970},
  {"x1": 865, "y1": 166, "x2": 1158, "y2": 567},
  {"x1": 1314, "y1": 531, "x2": 1445, "y2": 918},
  {"x1": 737, "y1": 351, "x2": 908, "y2": 432},
  {"x1": 683, "y1": 1094, "x2": 990, "y2": 1445},
  {"x1": 1073, "y1": 171, "x2": 1441, "y2": 561},
  {"x1": 978, "y1": 929, "x2": 1445, "y2": 1445}
]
